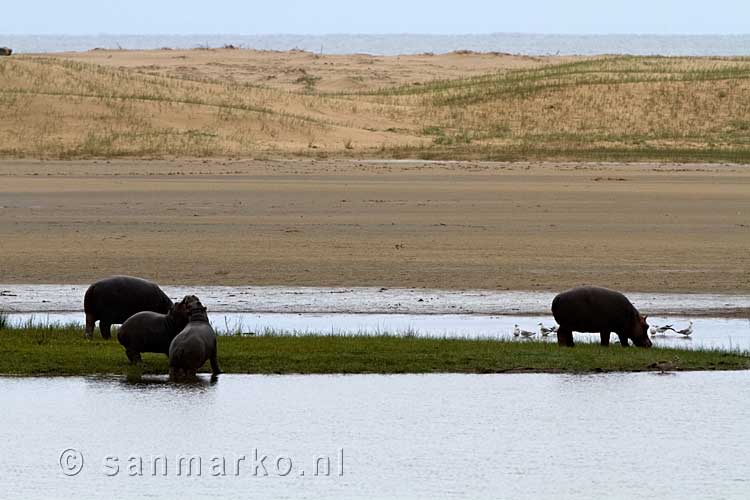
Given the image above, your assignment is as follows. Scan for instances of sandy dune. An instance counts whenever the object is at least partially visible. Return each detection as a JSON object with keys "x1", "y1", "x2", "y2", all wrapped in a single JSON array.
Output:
[{"x1": 52, "y1": 48, "x2": 566, "y2": 92}]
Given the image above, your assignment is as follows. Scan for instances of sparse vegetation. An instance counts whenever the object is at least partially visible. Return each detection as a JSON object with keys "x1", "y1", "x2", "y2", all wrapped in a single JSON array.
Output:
[
  {"x1": 294, "y1": 73, "x2": 321, "y2": 91},
  {"x1": 2, "y1": 54, "x2": 750, "y2": 161},
  {"x1": 0, "y1": 325, "x2": 748, "y2": 376}
]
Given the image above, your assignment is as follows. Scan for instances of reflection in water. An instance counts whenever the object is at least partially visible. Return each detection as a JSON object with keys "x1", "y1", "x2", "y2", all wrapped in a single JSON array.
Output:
[
  {"x1": 1, "y1": 373, "x2": 749, "y2": 500},
  {"x1": 117, "y1": 374, "x2": 218, "y2": 390}
]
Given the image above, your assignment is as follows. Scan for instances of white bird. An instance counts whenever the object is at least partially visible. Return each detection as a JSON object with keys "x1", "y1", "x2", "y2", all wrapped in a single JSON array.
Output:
[
  {"x1": 514, "y1": 324, "x2": 536, "y2": 338},
  {"x1": 538, "y1": 322, "x2": 558, "y2": 337},
  {"x1": 650, "y1": 324, "x2": 674, "y2": 336},
  {"x1": 674, "y1": 321, "x2": 694, "y2": 337}
]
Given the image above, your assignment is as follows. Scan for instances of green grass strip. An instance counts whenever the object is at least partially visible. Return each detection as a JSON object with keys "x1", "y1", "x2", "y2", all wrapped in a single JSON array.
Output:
[{"x1": 0, "y1": 326, "x2": 747, "y2": 376}]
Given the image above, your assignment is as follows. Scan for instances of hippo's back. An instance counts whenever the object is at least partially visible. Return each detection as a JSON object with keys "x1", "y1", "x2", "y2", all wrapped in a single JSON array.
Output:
[
  {"x1": 84, "y1": 276, "x2": 172, "y2": 324},
  {"x1": 118, "y1": 311, "x2": 172, "y2": 354},
  {"x1": 552, "y1": 286, "x2": 637, "y2": 333},
  {"x1": 169, "y1": 323, "x2": 216, "y2": 372}
]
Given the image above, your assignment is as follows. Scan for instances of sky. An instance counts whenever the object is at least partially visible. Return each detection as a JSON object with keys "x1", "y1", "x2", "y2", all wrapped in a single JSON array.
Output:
[{"x1": 1, "y1": 0, "x2": 748, "y2": 35}]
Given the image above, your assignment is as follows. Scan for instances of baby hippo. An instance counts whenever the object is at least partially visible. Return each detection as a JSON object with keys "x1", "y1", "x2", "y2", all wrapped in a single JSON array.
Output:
[
  {"x1": 117, "y1": 300, "x2": 189, "y2": 364},
  {"x1": 169, "y1": 295, "x2": 220, "y2": 380}
]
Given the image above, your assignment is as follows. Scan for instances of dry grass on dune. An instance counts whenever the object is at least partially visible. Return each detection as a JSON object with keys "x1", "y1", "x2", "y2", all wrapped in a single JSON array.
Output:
[{"x1": 1, "y1": 51, "x2": 750, "y2": 160}]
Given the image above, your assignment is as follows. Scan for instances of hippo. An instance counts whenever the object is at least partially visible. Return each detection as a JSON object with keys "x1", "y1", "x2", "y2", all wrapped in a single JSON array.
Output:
[
  {"x1": 551, "y1": 286, "x2": 651, "y2": 348},
  {"x1": 84, "y1": 276, "x2": 173, "y2": 339},
  {"x1": 169, "y1": 295, "x2": 220, "y2": 379},
  {"x1": 117, "y1": 300, "x2": 190, "y2": 364},
  {"x1": 0, "y1": 47, "x2": 11, "y2": 56}
]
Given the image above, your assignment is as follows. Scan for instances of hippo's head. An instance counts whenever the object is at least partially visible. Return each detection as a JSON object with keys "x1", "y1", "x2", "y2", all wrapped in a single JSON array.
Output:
[
  {"x1": 181, "y1": 295, "x2": 208, "y2": 321},
  {"x1": 168, "y1": 300, "x2": 190, "y2": 326},
  {"x1": 181, "y1": 294, "x2": 205, "y2": 311},
  {"x1": 630, "y1": 315, "x2": 652, "y2": 348}
]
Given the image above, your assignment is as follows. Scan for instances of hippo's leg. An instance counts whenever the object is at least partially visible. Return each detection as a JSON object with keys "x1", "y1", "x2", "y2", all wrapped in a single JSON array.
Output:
[
  {"x1": 600, "y1": 331, "x2": 611, "y2": 347},
  {"x1": 617, "y1": 333, "x2": 630, "y2": 347},
  {"x1": 169, "y1": 367, "x2": 184, "y2": 381},
  {"x1": 126, "y1": 350, "x2": 142, "y2": 365},
  {"x1": 557, "y1": 326, "x2": 575, "y2": 347},
  {"x1": 100, "y1": 322, "x2": 112, "y2": 340},
  {"x1": 84, "y1": 313, "x2": 96, "y2": 339},
  {"x1": 210, "y1": 355, "x2": 221, "y2": 375}
]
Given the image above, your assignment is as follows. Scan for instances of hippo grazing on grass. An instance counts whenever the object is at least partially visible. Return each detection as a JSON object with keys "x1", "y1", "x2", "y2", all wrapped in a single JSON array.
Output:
[
  {"x1": 117, "y1": 300, "x2": 190, "y2": 364},
  {"x1": 551, "y1": 286, "x2": 651, "y2": 348},
  {"x1": 169, "y1": 295, "x2": 220, "y2": 380},
  {"x1": 0, "y1": 47, "x2": 11, "y2": 56},
  {"x1": 84, "y1": 276, "x2": 173, "y2": 339}
]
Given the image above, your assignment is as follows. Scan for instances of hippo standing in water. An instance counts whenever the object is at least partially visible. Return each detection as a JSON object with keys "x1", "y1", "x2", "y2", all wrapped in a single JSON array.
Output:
[
  {"x1": 169, "y1": 295, "x2": 220, "y2": 379},
  {"x1": 84, "y1": 276, "x2": 173, "y2": 339},
  {"x1": 117, "y1": 300, "x2": 190, "y2": 364},
  {"x1": 551, "y1": 286, "x2": 651, "y2": 348}
]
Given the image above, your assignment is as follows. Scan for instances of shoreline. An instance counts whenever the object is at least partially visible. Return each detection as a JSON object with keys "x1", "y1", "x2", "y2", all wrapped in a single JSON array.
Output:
[{"x1": 2, "y1": 285, "x2": 748, "y2": 318}]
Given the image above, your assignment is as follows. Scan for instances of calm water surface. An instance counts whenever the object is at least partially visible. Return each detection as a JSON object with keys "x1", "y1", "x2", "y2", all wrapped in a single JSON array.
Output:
[
  {"x1": 6, "y1": 312, "x2": 749, "y2": 351},
  {"x1": 1, "y1": 373, "x2": 749, "y2": 499},
  {"x1": 2, "y1": 285, "x2": 748, "y2": 350}
]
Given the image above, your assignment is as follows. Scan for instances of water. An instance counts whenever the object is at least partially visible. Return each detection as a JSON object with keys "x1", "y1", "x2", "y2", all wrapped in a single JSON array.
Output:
[
  {"x1": 2, "y1": 33, "x2": 750, "y2": 56},
  {"x1": 2, "y1": 285, "x2": 747, "y2": 316},
  {"x1": 5, "y1": 312, "x2": 749, "y2": 351},
  {"x1": 2, "y1": 285, "x2": 747, "y2": 350},
  {"x1": 1, "y1": 373, "x2": 748, "y2": 500}
]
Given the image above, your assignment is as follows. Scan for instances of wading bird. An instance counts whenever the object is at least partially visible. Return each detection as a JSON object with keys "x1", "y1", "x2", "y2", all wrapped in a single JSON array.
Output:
[
  {"x1": 649, "y1": 324, "x2": 674, "y2": 336},
  {"x1": 674, "y1": 321, "x2": 694, "y2": 337},
  {"x1": 538, "y1": 323, "x2": 558, "y2": 337},
  {"x1": 514, "y1": 324, "x2": 536, "y2": 338}
]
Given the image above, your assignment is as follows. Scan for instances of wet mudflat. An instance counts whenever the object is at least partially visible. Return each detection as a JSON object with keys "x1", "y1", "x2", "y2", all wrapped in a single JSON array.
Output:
[
  {"x1": 2, "y1": 285, "x2": 748, "y2": 316},
  {"x1": 1, "y1": 372, "x2": 748, "y2": 500}
]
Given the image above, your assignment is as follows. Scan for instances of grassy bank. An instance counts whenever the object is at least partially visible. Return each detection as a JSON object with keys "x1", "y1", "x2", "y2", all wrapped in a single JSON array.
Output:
[
  {"x1": 2, "y1": 53, "x2": 750, "y2": 161},
  {"x1": 0, "y1": 325, "x2": 747, "y2": 376}
]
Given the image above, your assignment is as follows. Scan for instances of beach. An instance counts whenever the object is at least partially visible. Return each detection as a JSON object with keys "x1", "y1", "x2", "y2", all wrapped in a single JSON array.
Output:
[{"x1": 1, "y1": 158, "x2": 747, "y2": 293}]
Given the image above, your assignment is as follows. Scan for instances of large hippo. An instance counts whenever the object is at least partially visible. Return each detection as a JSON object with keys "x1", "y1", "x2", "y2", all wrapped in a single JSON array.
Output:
[
  {"x1": 551, "y1": 286, "x2": 651, "y2": 348},
  {"x1": 169, "y1": 295, "x2": 220, "y2": 379},
  {"x1": 0, "y1": 47, "x2": 11, "y2": 56},
  {"x1": 117, "y1": 300, "x2": 189, "y2": 364},
  {"x1": 84, "y1": 276, "x2": 173, "y2": 339}
]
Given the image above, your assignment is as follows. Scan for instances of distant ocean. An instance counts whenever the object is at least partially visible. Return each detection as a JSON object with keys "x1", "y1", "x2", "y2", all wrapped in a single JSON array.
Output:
[{"x1": 2, "y1": 33, "x2": 750, "y2": 56}]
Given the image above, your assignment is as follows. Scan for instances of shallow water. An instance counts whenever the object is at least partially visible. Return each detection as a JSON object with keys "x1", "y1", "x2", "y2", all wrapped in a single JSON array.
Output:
[
  {"x1": 5, "y1": 311, "x2": 750, "y2": 351},
  {"x1": 1, "y1": 373, "x2": 749, "y2": 500},
  {"x1": 1, "y1": 284, "x2": 747, "y2": 316}
]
